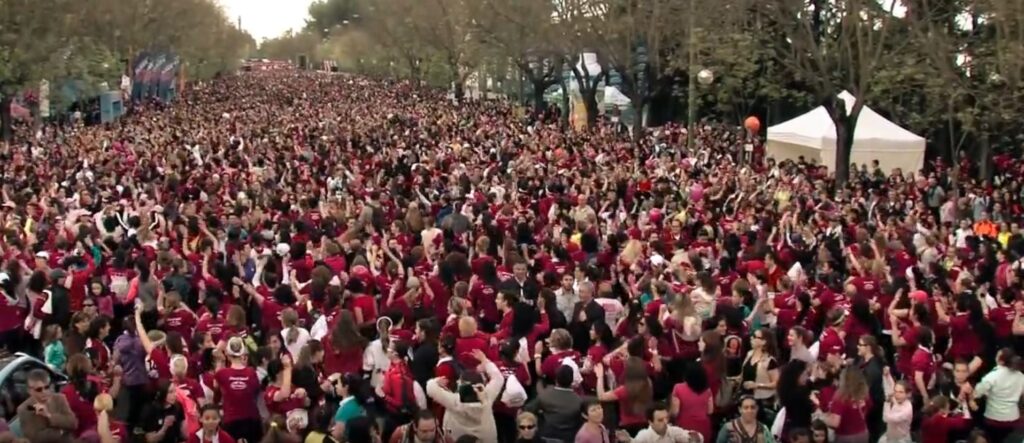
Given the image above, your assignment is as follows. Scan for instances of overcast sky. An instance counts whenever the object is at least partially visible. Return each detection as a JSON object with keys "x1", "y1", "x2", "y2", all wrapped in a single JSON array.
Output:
[{"x1": 219, "y1": 0, "x2": 317, "y2": 42}]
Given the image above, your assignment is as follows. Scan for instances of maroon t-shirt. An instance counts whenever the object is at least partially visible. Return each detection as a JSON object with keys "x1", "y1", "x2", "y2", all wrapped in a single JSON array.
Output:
[{"x1": 214, "y1": 367, "x2": 261, "y2": 423}]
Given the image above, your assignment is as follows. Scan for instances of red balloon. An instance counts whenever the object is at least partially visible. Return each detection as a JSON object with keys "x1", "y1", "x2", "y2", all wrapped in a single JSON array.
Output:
[{"x1": 744, "y1": 116, "x2": 761, "y2": 133}]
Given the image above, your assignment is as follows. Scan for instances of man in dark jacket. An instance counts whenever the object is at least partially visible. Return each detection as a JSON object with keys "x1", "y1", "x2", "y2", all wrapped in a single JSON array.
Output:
[
  {"x1": 569, "y1": 281, "x2": 604, "y2": 352},
  {"x1": 524, "y1": 365, "x2": 583, "y2": 443},
  {"x1": 411, "y1": 319, "x2": 440, "y2": 387}
]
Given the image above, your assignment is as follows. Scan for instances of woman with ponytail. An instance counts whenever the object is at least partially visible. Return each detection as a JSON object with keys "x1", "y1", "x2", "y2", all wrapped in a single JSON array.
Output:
[{"x1": 280, "y1": 308, "x2": 310, "y2": 358}]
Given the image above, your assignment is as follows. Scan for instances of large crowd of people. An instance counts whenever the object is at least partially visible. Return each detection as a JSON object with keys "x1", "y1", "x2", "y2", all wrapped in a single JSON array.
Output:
[{"x1": 0, "y1": 71, "x2": 1022, "y2": 443}]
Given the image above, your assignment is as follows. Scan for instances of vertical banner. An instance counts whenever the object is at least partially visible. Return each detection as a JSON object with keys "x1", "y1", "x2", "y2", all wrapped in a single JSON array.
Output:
[{"x1": 39, "y1": 80, "x2": 50, "y2": 119}]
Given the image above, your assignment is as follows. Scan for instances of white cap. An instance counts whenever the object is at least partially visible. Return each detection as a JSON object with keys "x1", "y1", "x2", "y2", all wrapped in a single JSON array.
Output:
[
  {"x1": 650, "y1": 254, "x2": 666, "y2": 267},
  {"x1": 275, "y1": 243, "x2": 291, "y2": 257},
  {"x1": 35, "y1": 251, "x2": 50, "y2": 259}
]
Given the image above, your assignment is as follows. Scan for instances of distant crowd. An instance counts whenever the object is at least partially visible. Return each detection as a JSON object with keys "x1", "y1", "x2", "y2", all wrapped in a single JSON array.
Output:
[{"x1": 0, "y1": 71, "x2": 1022, "y2": 443}]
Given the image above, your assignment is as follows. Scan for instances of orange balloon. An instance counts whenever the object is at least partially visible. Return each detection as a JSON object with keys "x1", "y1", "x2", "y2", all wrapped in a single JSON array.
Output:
[{"x1": 744, "y1": 116, "x2": 761, "y2": 133}]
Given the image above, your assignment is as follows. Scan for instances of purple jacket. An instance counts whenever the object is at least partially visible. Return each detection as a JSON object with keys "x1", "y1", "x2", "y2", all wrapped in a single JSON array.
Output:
[{"x1": 113, "y1": 333, "x2": 148, "y2": 386}]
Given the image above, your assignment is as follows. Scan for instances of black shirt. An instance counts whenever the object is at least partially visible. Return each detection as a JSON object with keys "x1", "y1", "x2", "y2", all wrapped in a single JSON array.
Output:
[{"x1": 135, "y1": 402, "x2": 185, "y2": 443}]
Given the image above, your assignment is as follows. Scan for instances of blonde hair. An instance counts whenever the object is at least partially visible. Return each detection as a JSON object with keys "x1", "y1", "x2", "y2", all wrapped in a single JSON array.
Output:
[
  {"x1": 281, "y1": 308, "x2": 300, "y2": 345},
  {"x1": 170, "y1": 354, "x2": 189, "y2": 377},
  {"x1": 93, "y1": 393, "x2": 114, "y2": 412},
  {"x1": 517, "y1": 411, "x2": 538, "y2": 426},
  {"x1": 226, "y1": 305, "x2": 246, "y2": 328},
  {"x1": 548, "y1": 329, "x2": 573, "y2": 351}
]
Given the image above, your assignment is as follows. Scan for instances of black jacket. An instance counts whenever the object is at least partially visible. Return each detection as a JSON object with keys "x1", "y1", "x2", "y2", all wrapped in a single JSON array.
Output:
[{"x1": 411, "y1": 342, "x2": 440, "y2": 388}]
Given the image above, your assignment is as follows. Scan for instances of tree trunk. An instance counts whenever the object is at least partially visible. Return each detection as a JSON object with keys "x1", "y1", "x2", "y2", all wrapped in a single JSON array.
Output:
[
  {"x1": 630, "y1": 97, "x2": 646, "y2": 143},
  {"x1": 0, "y1": 96, "x2": 12, "y2": 142},
  {"x1": 531, "y1": 81, "x2": 547, "y2": 115},
  {"x1": 834, "y1": 115, "x2": 855, "y2": 187},
  {"x1": 978, "y1": 134, "x2": 992, "y2": 180},
  {"x1": 560, "y1": 81, "x2": 570, "y2": 129},
  {"x1": 581, "y1": 88, "x2": 599, "y2": 129}
]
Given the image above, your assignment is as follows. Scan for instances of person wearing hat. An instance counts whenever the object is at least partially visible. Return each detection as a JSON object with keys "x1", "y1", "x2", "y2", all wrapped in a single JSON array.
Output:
[
  {"x1": 818, "y1": 308, "x2": 847, "y2": 364},
  {"x1": 214, "y1": 336, "x2": 262, "y2": 443}
]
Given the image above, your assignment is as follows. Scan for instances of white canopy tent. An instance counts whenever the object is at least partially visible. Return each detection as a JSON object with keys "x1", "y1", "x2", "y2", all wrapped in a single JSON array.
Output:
[{"x1": 766, "y1": 91, "x2": 926, "y2": 173}]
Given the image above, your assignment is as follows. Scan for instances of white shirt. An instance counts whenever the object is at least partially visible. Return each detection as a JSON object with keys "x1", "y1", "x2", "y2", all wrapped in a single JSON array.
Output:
[
  {"x1": 594, "y1": 297, "x2": 624, "y2": 326},
  {"x1": 632, "y1": 425, "x2": 701, "y2": 443},
  {"x1": 554, "y1": 287, "x2": 578, "y2": 321},
  {"x1": 974, "y1": 365, "x2": 1024, "y2": 422},
  {"x1": 281, "y1": 327, "x2": 311, "y2": 358},
  {"x1": 362, "y1": 339, "x2": 390, "y2": 390}
]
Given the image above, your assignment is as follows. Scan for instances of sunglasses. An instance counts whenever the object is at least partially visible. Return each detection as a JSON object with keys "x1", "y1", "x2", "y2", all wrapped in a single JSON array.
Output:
[
  {"x1": 84, "y1": 303, "x2": 95, "y2": 307},
  {"x1": 519, "y1": 424, "x2": 536, "y2": 430}
]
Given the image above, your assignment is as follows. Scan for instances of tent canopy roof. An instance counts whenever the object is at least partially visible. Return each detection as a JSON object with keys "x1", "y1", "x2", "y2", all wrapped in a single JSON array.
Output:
[{"x1": 767, "y1": 91, "x2": 925, "y2": 149}]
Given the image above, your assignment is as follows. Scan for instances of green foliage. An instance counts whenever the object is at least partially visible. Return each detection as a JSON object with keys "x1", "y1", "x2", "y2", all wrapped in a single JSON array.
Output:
[{"x1": 0, "y1": 0, "x2": 252, "y2": 95}]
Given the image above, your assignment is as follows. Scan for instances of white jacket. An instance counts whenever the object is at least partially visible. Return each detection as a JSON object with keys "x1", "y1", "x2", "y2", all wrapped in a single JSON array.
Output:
[{"x1": 426, "y1": 361, "x2": 504, "y2": 442}]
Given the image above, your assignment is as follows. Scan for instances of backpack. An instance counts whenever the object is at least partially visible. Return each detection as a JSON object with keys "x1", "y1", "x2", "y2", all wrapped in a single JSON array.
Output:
[{"x1": 498, "y1": 372, "x2": 528, "y2": 408}]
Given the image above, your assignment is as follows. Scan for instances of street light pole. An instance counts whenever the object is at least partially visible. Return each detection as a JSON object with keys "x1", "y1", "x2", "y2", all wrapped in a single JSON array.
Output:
[{"x1": 686, "y1": 0, "x2": 697, "y2": 152}]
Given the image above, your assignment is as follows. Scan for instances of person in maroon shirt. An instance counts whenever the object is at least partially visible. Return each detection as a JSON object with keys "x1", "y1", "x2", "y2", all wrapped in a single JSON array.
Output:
[
  {"x1": 62, "y1": 354, "x2": 117, "y2": 438},
  {"x1": 818, "y1": 366, "x2": 871, "y2": 442},
  {"x1": 160, "y1": 291, "x2": 197, "y2": 339},
  {"x1": 263, "y1": 356, "x2": 309, "y2": 416},
  {"x1": 67, "y1": 253, "x2": 97, "y2": 311},
  {"x1": 911, "y1": 326, "x2": 938, "y2": 401},
  {"x1": 920, "y1": 396, "x2": 973, "y2": 443},
  {"x1": 818, "y1": 309, "x2": 846, "y2": 362},
  {"x1": 535, "y1": 328, "x2": 581, "y2": 383},
  {"x1": 214, "y1": 337, "x2": 261, "y2": 443},
  {"x1": 322, "y1": 310, "x2": 369, "y2": 377},
  {"x1": 989, "y1": 289, "x2": 1018, "y2": 347}
]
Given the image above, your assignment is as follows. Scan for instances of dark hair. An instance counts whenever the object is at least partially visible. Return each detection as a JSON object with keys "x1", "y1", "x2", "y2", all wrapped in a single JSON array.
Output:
[
  {"x1": 645, "y1": 401, "x2": 670, "y2": 422},
  {"x1": 86, "y1": 315, "x2": 111, "y2": 339},
  {"x1": 412, "y1": 409, "x2": 437, "y2": 428},
  {"x1": 917, "y1": 325, "x2": 935, "y2": 349},
  {"x1": 509, "y1": 303, "x2": 537, "y2": 339},
  {"x1": 266, "y1": 358, "x2": 286, "y2": 383},
  {"x1": 787, "y1": 428, "x2": 811, "y2": 442},
  {"x1": 440, "y1": 335, "x2": 457, "y2": 356},
  {"x1": 555, "y1": 364, "x2": 575, "y2": 388},
  {"x1": 778, "y1": 360, "x2": 809, "y2": 409},
  {"x1": 580, "y1": 399, "x2": 602, "y2": 417},
  {"x1": 340, "y1": 373, "x2": 374, "y2": 407},
  {"x1": 416, "y1": 318, "x2": 440, "y2": 344},
  {"x1": 454, "y1": 436, "x2": 480, "y2": 443},
  {"x1": 198, "y1": 403, "x2": 222, "y2": 417},
  {"x1": 592, "y1": 321, "x2": 617, "y2": 350},
  {"x1": 683, "y1": 363, "x2": 709, "y2": 393},
  {"x1": 27, "y1": 270, "x2": 48, "y2": 293},
  {"x1": 391, "y1": 340, "x2": 411, "y2": 360},
  {"x1": 499, "y1": 339, "x2": 520, "y2": 365},
  {"x1": 345, "y1": 416, "x2": 378, "y2": 443}
]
